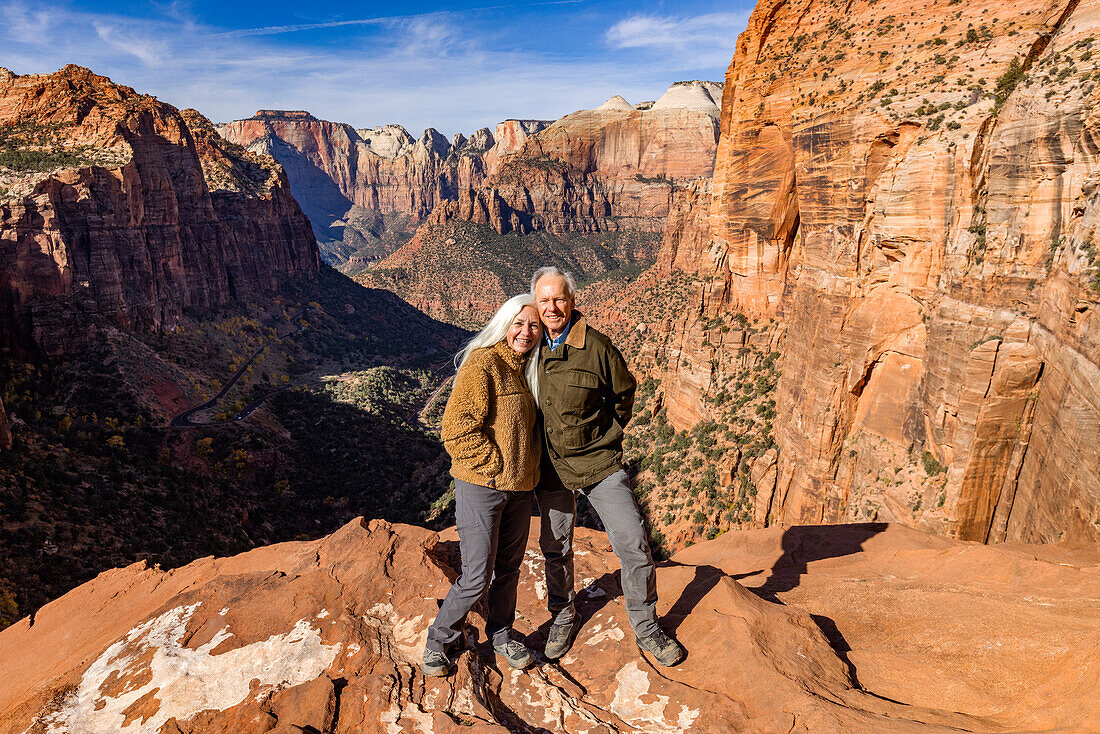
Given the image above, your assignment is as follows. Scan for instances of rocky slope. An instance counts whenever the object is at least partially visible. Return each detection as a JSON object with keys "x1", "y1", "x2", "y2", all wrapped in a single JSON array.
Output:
[
  {"x1": 426, "y1": 81, "x2": 724, "y2": 236},
  {"x1": 1, "y1": 518, "x2": 1095, "y2": 733},
  {"x1": 604, "y1": 0, "x2": 1100, "y2": 546},
  {"x1": 352, "y1": 82, "x2": 723, "y2": 326},
  {"x1": 0, "y1": 66, "x2": 320, "y2": 358},
  {"x1": 217, "y1": 111, "x2": 550, "y2": 263}
]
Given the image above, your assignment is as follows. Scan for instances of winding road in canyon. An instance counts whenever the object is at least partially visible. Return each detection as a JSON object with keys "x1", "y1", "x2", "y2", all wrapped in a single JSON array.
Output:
[{"x1": 169, "y1": 308, "x2": 311, "y2": 427}]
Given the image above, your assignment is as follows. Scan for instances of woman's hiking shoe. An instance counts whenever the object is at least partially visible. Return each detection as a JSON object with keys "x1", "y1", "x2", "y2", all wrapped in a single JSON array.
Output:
[
  {"x1": 422, "y1": 647, "x2": 455, "y2": 677},
  {"x1": 636, "y1": 629, "x2": 685, "y2": 666},
  {"x1": 544, "y1": 617, "x2": 581, "y2": 660},
  {"x1": 493, "y1": 639, "x2": 535, "y2": 670}
]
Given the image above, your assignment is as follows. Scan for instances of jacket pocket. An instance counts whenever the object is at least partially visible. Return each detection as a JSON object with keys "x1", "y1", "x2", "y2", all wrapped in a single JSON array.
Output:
[
  {"x1": 560, "y1": 416, "x2": 600, "y2": 450},
  {"x1": 561, "y1": 369, "x2": 600, "y2": 413}
]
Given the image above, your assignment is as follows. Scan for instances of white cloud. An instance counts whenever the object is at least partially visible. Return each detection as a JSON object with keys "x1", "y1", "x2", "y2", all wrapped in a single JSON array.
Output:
[
  {"x1": 0, "y1": 2, "x2": 734, "y2": 137},
  {"x1": 1, "y1": 1, "x2": 53, "y2": 40},
  {"x1": 93, "y1": 21, "x2": 167, "y2": 66},
  {"x1": 605, "y1": 12, "x2": 747, "y2": 67}
]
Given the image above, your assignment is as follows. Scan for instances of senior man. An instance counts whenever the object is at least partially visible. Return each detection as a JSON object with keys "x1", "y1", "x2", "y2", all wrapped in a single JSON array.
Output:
[{"x1": 530, "y1": 266, "x2": 684, "y2": 667}]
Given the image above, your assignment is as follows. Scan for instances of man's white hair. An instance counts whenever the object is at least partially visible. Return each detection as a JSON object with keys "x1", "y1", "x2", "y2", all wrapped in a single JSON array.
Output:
[
  {"x1": 530, "y1": 266, "x2": 577, "y2": 297},
  {"x1": 456, "y1": 293, "x2": 541, "y2": 401}
]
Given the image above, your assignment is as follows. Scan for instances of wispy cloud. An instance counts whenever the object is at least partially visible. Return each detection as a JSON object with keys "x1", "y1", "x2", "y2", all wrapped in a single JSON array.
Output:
[
  {"x1": 1, "y1": 1, "x2": 53, "y2": 40},
  {"x1": 93, "y1": 21, "x2": 166, "y2": 66},
  {"x1": 605, "y1": 12, "x2": 747, "y2": 67},
  {"x1": 0, "y1": 1, "x2": 734, "y2": 136}
]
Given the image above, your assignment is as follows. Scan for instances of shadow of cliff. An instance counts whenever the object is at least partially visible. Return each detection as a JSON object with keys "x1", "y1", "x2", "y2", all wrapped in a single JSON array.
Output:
[{"x1": 754, "y1": 523, "x2": 888, "y2": 602}]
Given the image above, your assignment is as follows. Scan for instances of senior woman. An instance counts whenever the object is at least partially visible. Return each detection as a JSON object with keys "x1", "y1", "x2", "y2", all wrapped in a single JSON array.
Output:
[{"x1": 423, "y1": 294, "x2": 542, "y2": 677}]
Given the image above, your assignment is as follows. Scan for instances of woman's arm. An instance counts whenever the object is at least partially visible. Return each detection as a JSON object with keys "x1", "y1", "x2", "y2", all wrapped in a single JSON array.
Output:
[{"x1": 441, "y1": 359, "x2": 503, "y2": 479}]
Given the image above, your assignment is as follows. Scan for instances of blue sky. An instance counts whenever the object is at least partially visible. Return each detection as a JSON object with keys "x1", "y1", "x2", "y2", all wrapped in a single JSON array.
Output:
[{"x1": 0, "y1": 1, "x2": 750, "y2": 136}]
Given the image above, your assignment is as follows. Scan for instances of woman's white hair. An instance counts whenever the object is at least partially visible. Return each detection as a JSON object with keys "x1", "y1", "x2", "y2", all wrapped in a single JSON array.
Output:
[{"x1": 456, "y1": 293, "x2": 541, "y2": 401}]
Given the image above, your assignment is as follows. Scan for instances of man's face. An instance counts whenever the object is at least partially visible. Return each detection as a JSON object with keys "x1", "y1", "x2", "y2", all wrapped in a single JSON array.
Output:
[{"x1": 534, "y1": 275, "x2": 574, "y2": 337}]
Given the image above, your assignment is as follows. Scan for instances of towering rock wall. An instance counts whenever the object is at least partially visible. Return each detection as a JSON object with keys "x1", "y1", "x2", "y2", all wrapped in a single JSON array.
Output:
[
  {"x1": 429, "y1": 81, "x2": 724, "y2": 235},
  {"x1": 648, "y1": 0, "x2": 1100, "y2": 543},
  {"x1": 0, "y1": 66, "x2": 320, "y2": 357},
  {"x1": 217, "y1": 112, "x2": 551, "y2": 248}
]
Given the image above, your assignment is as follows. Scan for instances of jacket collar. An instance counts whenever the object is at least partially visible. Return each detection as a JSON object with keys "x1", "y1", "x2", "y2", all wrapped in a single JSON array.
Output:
[
  {"x1": 564, "y1": 312, "x2": 587, "y2": 349},
  {"x1": 494, "y1": 339, "x2": 530, "y2": 369}
]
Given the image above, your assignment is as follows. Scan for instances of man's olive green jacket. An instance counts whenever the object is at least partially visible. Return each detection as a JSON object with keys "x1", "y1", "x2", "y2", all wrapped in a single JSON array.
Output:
[{"x1": 537, "y1": 313, "x2": 636, "y2": 490}]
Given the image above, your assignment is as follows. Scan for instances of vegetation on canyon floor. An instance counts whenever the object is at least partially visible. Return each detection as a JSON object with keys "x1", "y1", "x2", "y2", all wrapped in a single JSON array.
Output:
[
  {"x1": 0, "y1": 267, "x2": 466, "y2": 629},
  {"x1": 361, "y1": 221, "x2": 663, "y2": 329}
]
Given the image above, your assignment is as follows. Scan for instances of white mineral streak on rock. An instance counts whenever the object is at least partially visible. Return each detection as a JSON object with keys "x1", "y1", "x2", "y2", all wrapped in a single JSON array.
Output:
[
  {"x1": 610, "y1": 662, "x2": 699, "y2": 734},
  {"x1": 585, "y1": 624, "x2": 624, "y2": 646},
  {"x1": 524, "y1": 550, "x2": 547, "y2": 600},
  {"x1": 363, "y1": 603, "x2": 427, "y2": 663},
  {"x1": 316, "y1": 609, "x2": 330, "y2": 619},
  {"x1": 380, "y1": 689, "x2": 435, "y2": 734},
  {"x1": 35, "y1": 603, "x2": 340, "y2": 734},
  {"x1": 517, "y1": 668, "x2": 606, "y2": 730}
]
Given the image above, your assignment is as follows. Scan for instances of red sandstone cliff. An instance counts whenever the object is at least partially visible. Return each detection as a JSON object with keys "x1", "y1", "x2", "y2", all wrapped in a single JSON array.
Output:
[
  {"x1": 217, "y1": 111, "x2": 550, "y2": 253},
  {"x1": 617, "y1": 0, "x2": 1100, "y2": 544},
  {"x1": 2, "y1": 518, "x2": 1096, "y2": 733},
  {"x1": 0, "y1": 66, "x2": 320, "y2": 357},
  {"x1": 428, "y1": 81, "x2": 724, "y2": 235}
]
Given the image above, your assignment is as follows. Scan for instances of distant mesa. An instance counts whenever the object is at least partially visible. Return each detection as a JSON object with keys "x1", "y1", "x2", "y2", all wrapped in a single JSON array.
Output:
[{"x1": 251, "y1": 109, "x2": 317, "y2": 121}]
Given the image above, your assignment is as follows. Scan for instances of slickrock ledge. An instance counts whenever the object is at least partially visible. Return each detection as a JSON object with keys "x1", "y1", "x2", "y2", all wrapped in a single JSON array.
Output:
[{"x1": 2, "y1": 518, "x2": 1096, "y2": 733}]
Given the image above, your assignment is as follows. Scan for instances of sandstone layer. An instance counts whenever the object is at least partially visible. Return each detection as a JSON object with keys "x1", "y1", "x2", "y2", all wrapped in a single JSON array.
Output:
[
  {"x1": 3, "y1": 518, "x2": 1096, "y2": 733},
  {"x1": 620, "y1": 0, "x2": 1100, "y2": 544},
  {"x1": 0, "y1": 66, "x2": 320, "y2": 357},
  {"x1": 427, "y1": 81, "x2": 724, "y2": 236},
  {"x1": 352, "y1": 82, "x2": 723, "y2": 327},
  {"x1": 217, "y1": 111, "x2": 550, "y2": 257}
]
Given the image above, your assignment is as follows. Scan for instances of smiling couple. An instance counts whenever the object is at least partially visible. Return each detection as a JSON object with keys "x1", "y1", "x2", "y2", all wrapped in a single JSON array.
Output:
[{"x1": 422, "y1": 266, "x2": 685, "y2": 677}]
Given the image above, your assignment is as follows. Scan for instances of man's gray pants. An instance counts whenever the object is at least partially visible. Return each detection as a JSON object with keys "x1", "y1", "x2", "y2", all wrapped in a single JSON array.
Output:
[
  {"x1": 426, "y1": 479, "x2": 533, "y2": 653},
  {"x1": 535, "y1": 467, "x2": 659, "y2": 638}
]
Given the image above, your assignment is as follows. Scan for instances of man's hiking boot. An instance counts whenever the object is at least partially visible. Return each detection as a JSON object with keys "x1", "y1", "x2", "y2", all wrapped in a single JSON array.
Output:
[
  {"x1": 493, "y1": 639, "x2": 535, "y2": 670},
  {"x1": 544, "y1": 617, "x2": 581, "y2": 660},
  {"x1": 636, "y1": 628, "x2": 685, "y2": 667},
  {"x1": 422, "y1": 647, "x2": 455, "y2": 677}
]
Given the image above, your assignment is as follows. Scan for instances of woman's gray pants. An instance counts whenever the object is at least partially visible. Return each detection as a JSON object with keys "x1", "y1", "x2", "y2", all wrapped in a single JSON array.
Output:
[{"x1": 426, "y1": 479, "x2": 533, "y2": 653}]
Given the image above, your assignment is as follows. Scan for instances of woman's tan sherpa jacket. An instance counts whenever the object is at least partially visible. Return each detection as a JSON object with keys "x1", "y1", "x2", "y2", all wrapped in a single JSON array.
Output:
[{"x1": 441, "y1": 340, "x2": 540, "y2": 492}]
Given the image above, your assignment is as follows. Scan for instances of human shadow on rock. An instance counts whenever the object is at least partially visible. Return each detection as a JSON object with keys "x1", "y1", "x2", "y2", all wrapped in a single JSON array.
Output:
[
  {"x1": 754, "y1": 523, "x2": 888, "y2": 602},
  {"x1": 661, "y1": 563, "x2": 762, "y2": 636}
]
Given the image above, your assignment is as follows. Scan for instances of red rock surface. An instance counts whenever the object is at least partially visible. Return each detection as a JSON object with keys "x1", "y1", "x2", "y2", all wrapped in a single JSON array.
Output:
[
  {"x1": 428, "y1": 81, "x2": 723, "y2": 235},
  {"x1": 614, "y1": 0, "x2": 1100, "y2": 544},
  {"x1": 217, "y1": 113, "x2": 550, "y2": 251},
  {"x1": 1, "y1": 518, "x2": 1096, "y2": 733},
  {"x1": 0, "y1": 66, "x2": 319, "y2": 357}
]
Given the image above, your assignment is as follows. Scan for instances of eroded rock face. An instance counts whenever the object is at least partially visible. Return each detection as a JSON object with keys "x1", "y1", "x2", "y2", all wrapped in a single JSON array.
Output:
[
  {"x1": 0, "y1": 66, "x2": 320, "y2": 357},
  {"x1": 217, "y1": 112, "x2": 553, "y2": 249},
  {"x1": 1, "y1": 519, "x2": 1095, "y2": 733},
  {"x1": 429, "y1": 81, "x2": 723, "y2": 236},
  {"x1": 630, "y1": 0, "x2": 1100, "y2": 543}
]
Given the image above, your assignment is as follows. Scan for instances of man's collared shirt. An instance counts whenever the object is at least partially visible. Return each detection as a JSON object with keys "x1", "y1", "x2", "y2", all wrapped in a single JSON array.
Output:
[{"x1": 545, "y1": 314, "x2": 574, "y2": 351}]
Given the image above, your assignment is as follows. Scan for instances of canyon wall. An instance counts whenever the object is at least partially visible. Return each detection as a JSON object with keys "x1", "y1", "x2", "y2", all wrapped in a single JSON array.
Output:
[
  {"x1": 0, "y1": 66, "x2": 320, "y2": 357},
  {"x1": 217, "y1": 111, "x2": 550, "y2": 256},
  {"x1": 427, "y1": 81, "x2": 724, "y2": 235},
  {"x1": 642, "y1": 0, "x2": 1100, "y2": 543},
  {"x1": 218, "y1": 81, "x2": 722, "y2": 263}
]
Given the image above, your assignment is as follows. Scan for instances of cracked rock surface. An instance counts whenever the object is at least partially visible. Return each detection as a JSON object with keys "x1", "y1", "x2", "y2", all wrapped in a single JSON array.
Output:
[{"x1": 2, "y1": 518, "x2": 1096, "y2": 733}]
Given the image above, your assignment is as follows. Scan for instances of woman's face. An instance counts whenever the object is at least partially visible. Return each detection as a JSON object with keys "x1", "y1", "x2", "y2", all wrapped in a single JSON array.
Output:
[{"x1": 506, "y1": 305, "x2": 540, "y2": 354}]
